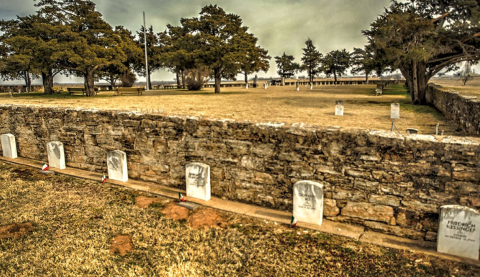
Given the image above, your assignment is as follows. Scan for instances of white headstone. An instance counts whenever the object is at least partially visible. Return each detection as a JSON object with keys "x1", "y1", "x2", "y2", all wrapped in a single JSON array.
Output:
[
  {"x1": 1, "y1": 134, "x2": 17, "y2": 159},
  {"x1": 296, "y1": 82, "x2": 300, "y2": 91},
  {"x1": 310, "y1": 84, "x2": 313, "y2": 90},
  {"x1": 335, "y1": 100, "x2": 344, "y2": 116},
  {"x1": 186, "y1": 163, "x2": 211, "y2": 201},
  {"x1": 437, "y1": 205, "x2": 480, "y2": 260},
  {"x1": 47, "y1": 141, "x2": 66, "y2": 169},
  {"x1": 391, "y1": 103, "x2": 400, "y2": 119},
  {"x1": 264, "y1": 83, "x2": 268, "y2": 89},
  {"x1": 107, "y1": 150, "x2": 128, "y2": 182},
  {"x1": 293, "y1": 181, "x2": 324, "y2": 225},
  {"x1": 245, "y1": 83, "x2": 249, "y2": 89}
]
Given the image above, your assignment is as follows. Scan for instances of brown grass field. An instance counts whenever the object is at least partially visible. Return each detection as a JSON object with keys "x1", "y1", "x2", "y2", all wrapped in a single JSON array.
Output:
[
  {"x1": 430, "y1": 77, "x2": 480, "y2": 98},
  {"x1": 1, "y1": 162, "x2": 480, "y2": 276},
  {"x1": 0, "y1": 83, "x2": 466, "y2": 136}
]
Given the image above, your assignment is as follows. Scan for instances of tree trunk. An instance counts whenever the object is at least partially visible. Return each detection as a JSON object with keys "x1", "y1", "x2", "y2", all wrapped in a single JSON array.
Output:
[
  {"x1": 147, "y1": 71, "x2": 152, "y2": 90},
  {"x1": 244, "y1": 71, "x2": 248, "y2": 84},
  {"x1": 181, "y1": 70, "x2": 186, "y2": 89},
  {"x1": 84, "y1": 71, "x2": 96, "y2": 97},
  {"x1": 333, "y1": 70, "x2": 337, "y2": 83},
  {"x1": 23, "y1": 71, "x2": 31, "y2": 93},
  {"x1": 365, "y1": 73, "x2": 369, "y2": 84},
  {"x1": 281, "y1": 76, "x2": 285, "y2": 86},
  {"x1": 214, "y1": 68, "x2": 221, "y2": 94},
  {"x1": 399, "y1": 62, "x2": 429, "y2": 105},
  {"x1": 42, "y1": 71, "x2": 54, "y2": 95},
  {"x1": 176, "y1": 70, "x2": 181, "y2": 87}
]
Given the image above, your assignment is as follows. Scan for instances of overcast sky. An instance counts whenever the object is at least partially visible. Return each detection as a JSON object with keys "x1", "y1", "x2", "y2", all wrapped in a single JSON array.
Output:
[{"x1": 1, "y1": 0, "x2": 400, "y2": 84}]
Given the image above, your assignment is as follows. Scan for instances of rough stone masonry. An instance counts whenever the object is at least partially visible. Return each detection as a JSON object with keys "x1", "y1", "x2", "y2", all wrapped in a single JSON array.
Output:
[{"x1": 0, "y1": 104, "x2": 479, "y2": 241}]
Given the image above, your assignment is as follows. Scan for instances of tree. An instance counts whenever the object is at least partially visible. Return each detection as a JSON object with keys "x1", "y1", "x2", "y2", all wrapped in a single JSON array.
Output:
[
  {"x1": 301, "y1": 38, "x2": 322, "y2": 83},
  {"x1": 350, "y1": 46, "x2": 379, "y2": 83},
  {"x1": 134, "y1": 26, "x2": 163, "y2": 90},
  {"x1": 240, "y1": 33, "x2": 270, "y2": 84},
  {"x1": 322, "y1": 49, "x2": 351, "y2": 82},
  {"x1": 176, "y1": 5, "x2": 268, "y2": 93},
  {"x1": 38, "y1": 0, "x2": 126, "y2": 96},
  {"x1": 99, "y1": 26, "x2": 142, "y2": 88},
  {"x1": 274, "y1": 52, "x2": 299, "y2": 85},
  {"x1": 364, "y1": 0, "x2": 480, "y2": 104}
]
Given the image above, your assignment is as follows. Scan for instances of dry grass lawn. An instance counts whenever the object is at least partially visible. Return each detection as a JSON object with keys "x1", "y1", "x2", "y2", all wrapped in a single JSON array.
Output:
[
  {"x1": 0, "y1": 83, "x2": 464, "y2": 136},
  {"x1": 1, "y1": 162, "x2": 479, "y2": 276},
  {"x1": 430, "y1": 77, "x2": 480, "y2": 97}
]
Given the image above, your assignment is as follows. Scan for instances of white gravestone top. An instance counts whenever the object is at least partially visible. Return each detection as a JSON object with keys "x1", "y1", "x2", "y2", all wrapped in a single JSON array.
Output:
[
  {"x1": 437, "y1": 205, "x2": 480, "y2": 260},
  {"x1": 47, "y1": 141, "x2": 66, "y2": 169},
  {"x1": 391, "y1": 103, "x2": 400, "y2": 119},
  {"x1": 1, "y1": 134, "x2": 17, "y2": 159},
  {"x1": 335, "y1": 100, "x2": 344, "y2": 116},
  {"x1": 293, "y1": 181, "x2": 324, "y2": 225},
  {"x1": 107, "y1": 150, "x2": 128, "y2": 182},
  {"x1": 186, "y1": 163, "x2": 211, "y2": 201}
]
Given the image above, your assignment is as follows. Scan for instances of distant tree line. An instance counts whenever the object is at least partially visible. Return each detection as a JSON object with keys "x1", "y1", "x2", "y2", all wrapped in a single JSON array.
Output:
[{"x1": 0, "y1": 0, "x2": 478, "y2": 104}]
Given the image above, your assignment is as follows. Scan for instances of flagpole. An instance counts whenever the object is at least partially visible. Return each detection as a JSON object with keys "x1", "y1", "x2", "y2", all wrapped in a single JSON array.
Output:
[{"x1": 143, "y1": 11, "x2": 150, "y2": 91}]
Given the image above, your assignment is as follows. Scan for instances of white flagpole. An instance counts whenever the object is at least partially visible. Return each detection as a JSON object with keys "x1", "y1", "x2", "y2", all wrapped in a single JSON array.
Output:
[{"x1": 143, "y1": 12, "x2": 150, "y2": 91}]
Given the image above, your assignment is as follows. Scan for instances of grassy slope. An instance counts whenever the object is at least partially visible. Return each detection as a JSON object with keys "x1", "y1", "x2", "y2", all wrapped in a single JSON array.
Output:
[{"x1": 1, "y1": 162, "x2": 479, "y2": 276}]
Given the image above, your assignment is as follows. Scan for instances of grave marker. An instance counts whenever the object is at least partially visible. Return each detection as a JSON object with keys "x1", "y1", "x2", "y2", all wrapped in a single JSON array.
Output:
[
  {"x1": 335, "y1": 100, "x2": 344, "y2": 116},
  {"x1": 1, "y1": 134, "x2": 17, "y2": 159},
  {"x1": 296, "y1": 82, "x2": 300, "y2": 91},
  {"x1": 293, "y1": 181, "x2": 324, "y2": 225},
  {"x1": 47, "y1": 141, "x2": 66, "y2": 169},
  {"x1": 391, "y1": 103, "x2": 400, "y2": 119},
  {"x1": 406, "y1": 128, "x2": 418, "y2": 135},
  {"x1": 437, "y1": 205, "x2": 480, "y2": 260},
  {"x1": 107, "y1": 150, "x2": 128, "y2": 182},
  {"x1": 186, "y1": 163, "x2": 211, "y2": 201}
]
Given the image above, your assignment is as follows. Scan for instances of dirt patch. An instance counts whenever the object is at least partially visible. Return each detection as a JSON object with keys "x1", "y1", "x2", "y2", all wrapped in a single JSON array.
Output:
[
  {"x1": 135, "y1": 196, "x2": 163, "y2": 208},
  {"x1": 110, "y1": 234, "x2": 133, "y2": 256},
  {"x1": 162, "y1": 202, "x2": 191, "y2": 220},
  {"x1": 0, "y1": 222, "x2": 35, "y2": 239},
  {"x1": 187, "y1": 208, "x2": 226, "y2": 229}
]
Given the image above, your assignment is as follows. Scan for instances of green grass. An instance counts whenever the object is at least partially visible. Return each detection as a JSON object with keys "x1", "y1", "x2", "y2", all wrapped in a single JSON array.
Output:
[{"x1": 1, "y1": 162, "x2": 479, "y2": 276}]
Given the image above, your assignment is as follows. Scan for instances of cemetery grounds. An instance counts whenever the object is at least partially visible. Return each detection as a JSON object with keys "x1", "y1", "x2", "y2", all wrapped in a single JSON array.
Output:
[{"x1": 1, "y1": 81, "x2": 480, "y2": 275}]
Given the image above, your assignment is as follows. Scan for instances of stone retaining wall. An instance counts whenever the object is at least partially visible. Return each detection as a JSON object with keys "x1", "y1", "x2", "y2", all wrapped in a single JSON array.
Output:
[
  {"x1": 1, "y1": 104, "x2": 479, "y2": 240},
  {"x1": 427, "y1": 84, "x2": 480, "y2": 136}
]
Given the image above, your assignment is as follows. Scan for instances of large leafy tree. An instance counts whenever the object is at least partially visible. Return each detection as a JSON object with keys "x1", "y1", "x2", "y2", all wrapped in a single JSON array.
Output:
[
  {"x1": 350, "y1": 46, "x2": 381, "y2": 83},
  {"x1": 240, "y1": 33, "x2": 270, "y2": 84},
  {"x1": 274, "y1": 52, "x2": 300, "y2": 85},
  {"x1": 364, "y1": 0, "x2": 480, "y2": 104},
  {"x1": 176, "y1": 5, "x2": 267, "y2": 93},
  {"x1": 322, "y1": 49, "x2": 351, "y2": 82},
  {"x1": 38, "y1": 0, "x2": 126, "y2": 96},
  {"x1": 99, "y1": 26, "x2": 142, "y2": 88},
  {"x1": 301, "y1": 38, "x2": 322, "y2": 83},
  {"x1": 134, "y1": 26, "x2": 163, "y2": 90}
]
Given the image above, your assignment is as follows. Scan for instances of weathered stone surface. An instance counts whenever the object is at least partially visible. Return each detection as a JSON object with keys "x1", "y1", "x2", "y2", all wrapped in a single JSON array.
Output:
[
  {"x1": 341, "y1": 202, "x2": 394, "y2": 223},
  {"x1": 3, "y1": 105, "x2": 480, "y2": 240},
  {"x1": 364, "y1": 221, "x2": 424, "y2": 240},
  {"x1": 324, "y1": 199, "x2": 340, "y2": 216},
  {"x1": 401, "y1": 200, "x2": 438, "y2": 213},
  {"x1": 369, "y1": 195, "x2": 400, "y2": 207}
]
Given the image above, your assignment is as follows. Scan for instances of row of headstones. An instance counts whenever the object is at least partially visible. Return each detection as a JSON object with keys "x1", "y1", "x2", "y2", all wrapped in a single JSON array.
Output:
[
  {"x1": 2, "y1": 135, "x2": 479, "y2": 259},
  {"x1": 334, "y1": 100, "x2": 400, "y2": 119}
]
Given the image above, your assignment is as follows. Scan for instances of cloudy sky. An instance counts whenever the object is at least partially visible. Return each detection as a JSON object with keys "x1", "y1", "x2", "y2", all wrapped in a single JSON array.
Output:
[{"x1": 1, "y1": 0, "x2": 397, "y2": 83}]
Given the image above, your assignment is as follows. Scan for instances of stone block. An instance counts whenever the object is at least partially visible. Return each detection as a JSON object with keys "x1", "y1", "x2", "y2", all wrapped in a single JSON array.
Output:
[
  {"x1": 186, "y1": 163, "x2": 211, "y2": 201},
  {"x1": 341, "y1": 202, "x2": 394, "y2": 223},
  {"x1": 1, "y1": 134, "x2": 17, "y2": 158},
  {"x1": 437, "y1": 205, "x2": 480, "y2": 260},
  {"x1": 107, "y1": 150, "x2": 128, "y2": 182},
  {"x1": 47, "y1": 141, "x2": 66, "y2": 169},
  {"x1": 293, "y1": 181, "x2": 324, "y2": 225}
]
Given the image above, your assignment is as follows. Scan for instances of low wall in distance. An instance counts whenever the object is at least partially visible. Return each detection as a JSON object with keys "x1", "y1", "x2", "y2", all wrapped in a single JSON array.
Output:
[
  {"x1": 427, "y1": 84, "x2": 480, "y2": 137},
  {"x1": 1, "y1": 104, "x2": 479, "y2": 241}
]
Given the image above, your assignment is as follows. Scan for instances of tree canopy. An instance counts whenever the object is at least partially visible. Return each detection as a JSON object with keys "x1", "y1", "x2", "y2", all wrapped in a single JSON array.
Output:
[
  {"x1": 322, "y1": 49, "x2": 351, "y2": 82},
  {"x1": 275, "y1": 52, "x2": 300, "y2": 83},
  {"x1": 301, "y1": 38, "x2": 322, "y2": 83},
  {"x1": 364, "y1": 0, "x2": 480, "y2": 104},
  {"x1": 166, "y1": 5, "x2": 269, "y2": 93}
]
